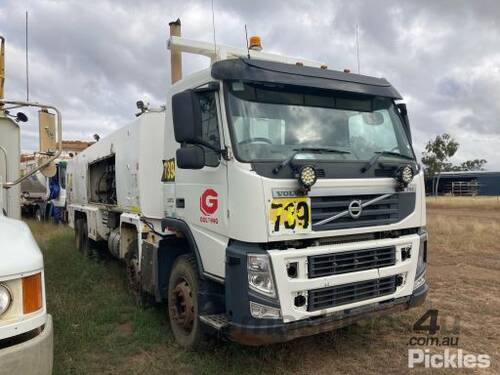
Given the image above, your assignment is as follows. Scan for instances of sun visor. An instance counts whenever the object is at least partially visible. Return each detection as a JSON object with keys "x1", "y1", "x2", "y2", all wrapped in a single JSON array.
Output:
[{"x1": 211, "y1": 58, "x2": 402, "y2": 99}]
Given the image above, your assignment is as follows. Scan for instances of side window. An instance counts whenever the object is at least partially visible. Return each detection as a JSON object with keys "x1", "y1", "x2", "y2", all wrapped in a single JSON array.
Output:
[{"x1": 198, "y1": 92, "x2": 221, "y2": 167}]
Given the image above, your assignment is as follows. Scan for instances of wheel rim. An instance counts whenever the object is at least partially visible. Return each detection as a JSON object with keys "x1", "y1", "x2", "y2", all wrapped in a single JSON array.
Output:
[{"x1": 170, "y1": 278, "x2": 194, "y2": 334}]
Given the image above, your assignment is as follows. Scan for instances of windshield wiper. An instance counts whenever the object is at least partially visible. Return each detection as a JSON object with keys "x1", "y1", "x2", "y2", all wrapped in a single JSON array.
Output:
[
  {"x1": 361, "y1": 150, "x2": 414, "y2": 173},
  {"x1": 273, "y1": 147, "x2": 351, "y2": 174}
]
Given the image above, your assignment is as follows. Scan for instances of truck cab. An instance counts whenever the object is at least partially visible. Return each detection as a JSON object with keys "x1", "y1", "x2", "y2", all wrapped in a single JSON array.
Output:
[
  {"x1": 0, "y1": 35, "x2": 55, "y2": 374},
  {"x1": 0, "y1": 115, "x2": 53, "y2": 374},
  {"x1": 67, "y1": 21, "x2": 427, "y2": 348},
  {"x1": 165, "y1": 51, "x2": 428, "y2": 346}
]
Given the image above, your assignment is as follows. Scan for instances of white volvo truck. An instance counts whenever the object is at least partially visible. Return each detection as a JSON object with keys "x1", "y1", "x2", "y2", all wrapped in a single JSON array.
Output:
[
  {"x1": 67, "y1": 20, "x2": 427, "y2": 348},
  {"x1": 0, "y1": 37, "x2": 54, "y2": 373}
]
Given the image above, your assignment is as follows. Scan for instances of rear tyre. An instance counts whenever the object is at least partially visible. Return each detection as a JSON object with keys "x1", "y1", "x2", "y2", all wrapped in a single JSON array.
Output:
[
  {"x1": 81, "y1": 220, "x2": 93, "y2": 257},
  {"x1": 75, "y1": 218, "x2": 93, "y2": 256},
  {"x1": 168, "y1": 255, "x2": 205, "y2": 350},
  {"x1": 126, "y1": 239, "x2": 150, "y2": 307},
  {"x1": 75, "y1": 218, "x2": 84, "y2": 252}
]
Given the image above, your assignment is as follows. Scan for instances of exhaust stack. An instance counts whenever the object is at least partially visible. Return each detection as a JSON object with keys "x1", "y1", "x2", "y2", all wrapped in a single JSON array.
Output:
[
  {"x1": 169, "y1": 19, "x2": 182, "y2": 84},
  {"x1": 0, "y1": 36, "x2": 5, "y2": 100}
]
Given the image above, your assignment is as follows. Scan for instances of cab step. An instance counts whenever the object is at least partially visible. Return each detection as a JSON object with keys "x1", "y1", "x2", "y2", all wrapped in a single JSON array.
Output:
[{"x1": 199, "y1": 314, "x2": 229, "y2": 330}]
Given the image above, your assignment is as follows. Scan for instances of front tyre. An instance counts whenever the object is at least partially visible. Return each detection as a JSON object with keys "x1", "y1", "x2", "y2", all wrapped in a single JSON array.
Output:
[{"x1": 168, "y1": 255, "x2": 205, "y2": 349}]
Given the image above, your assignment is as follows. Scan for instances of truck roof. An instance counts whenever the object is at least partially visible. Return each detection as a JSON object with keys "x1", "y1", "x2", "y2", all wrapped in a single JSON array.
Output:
[{"x1": 211, "y1": 58, "x2": 402, "y2": 99}]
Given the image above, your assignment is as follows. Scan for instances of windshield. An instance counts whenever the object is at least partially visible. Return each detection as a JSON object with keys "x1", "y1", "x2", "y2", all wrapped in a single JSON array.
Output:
[{"x1": 226, "y1": 82, "x2": 414, "y2": 163}]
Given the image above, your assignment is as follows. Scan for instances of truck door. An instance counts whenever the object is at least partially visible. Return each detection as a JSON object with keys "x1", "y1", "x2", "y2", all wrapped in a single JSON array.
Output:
[{"x1": 174, "y1": 89, "x2": 229, "y2": 278}]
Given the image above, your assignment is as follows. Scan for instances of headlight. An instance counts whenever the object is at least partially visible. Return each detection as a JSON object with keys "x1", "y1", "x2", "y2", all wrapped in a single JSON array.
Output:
[
  {"x1": 414, "y1": 234, "x2": 427, "y2": 291},
  {"x1": 414, "y1": 271, "x2": 426, "y2": 290},
  {"x1": 395, "y1": 165, "x2": 414, "y2": 187},
  {"x1": 416, "y1": 238, "x2": 427, "y2": 276},
  {"x1": 247, "y1": 254, "x2": 276, "y2": 298},
  {"x1": 298, "y1": 165, "x2": 317, "y2": 190},
  {"x1": 0, "y1": 284, "x2": 12, "y2": 316}
]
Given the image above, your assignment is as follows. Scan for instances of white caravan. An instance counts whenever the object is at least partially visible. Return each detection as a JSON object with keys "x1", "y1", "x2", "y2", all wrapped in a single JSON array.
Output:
[
  {"x1": 0, "y1": 37, "x2": 54, "y2": 373},
  {"x1": 67, "y1": 20, "x2": 428, "y2": 348}
]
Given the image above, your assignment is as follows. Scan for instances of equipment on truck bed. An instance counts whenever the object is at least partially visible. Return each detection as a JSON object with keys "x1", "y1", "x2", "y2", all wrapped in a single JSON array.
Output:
[
  {"x1": 67, "y1": 20, "x2": 428, "y2": 348},
  {"x1": 20, "y1": 140, "x2": 92, "y2": 222}
]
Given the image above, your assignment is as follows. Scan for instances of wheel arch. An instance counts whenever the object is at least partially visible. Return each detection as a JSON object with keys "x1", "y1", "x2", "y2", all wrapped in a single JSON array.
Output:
[{"x1": 160, "y1": 218, "x2": 208, "y2": 280}]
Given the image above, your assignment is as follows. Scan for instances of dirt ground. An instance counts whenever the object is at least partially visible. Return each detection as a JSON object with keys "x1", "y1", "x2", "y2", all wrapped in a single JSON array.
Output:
[{"x1": 31, "y1": 197, "x2": 500, "y2": 374}]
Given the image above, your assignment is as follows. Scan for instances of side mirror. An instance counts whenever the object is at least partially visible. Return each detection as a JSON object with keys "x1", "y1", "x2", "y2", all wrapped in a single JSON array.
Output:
[
  {"x1": 397, "y1": 103, "x2": 412, "y2": 142},
  {"x1": 172, "y1": 89, "x2": 202, "y2": 143},
  {"x1": 38, "y1": 109, "x2": 57, "y2": 153},
  {"x1": 176, "y1": 145, "x2": 205, "y2": 169}
]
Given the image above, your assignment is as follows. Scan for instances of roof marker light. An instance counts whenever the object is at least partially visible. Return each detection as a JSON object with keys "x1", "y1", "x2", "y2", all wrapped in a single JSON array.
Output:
[{"x1": 249, "y1": 35, "x2": 262, "y2": 51}]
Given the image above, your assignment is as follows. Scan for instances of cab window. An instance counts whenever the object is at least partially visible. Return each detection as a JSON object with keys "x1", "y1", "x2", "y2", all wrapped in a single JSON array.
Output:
[{"x1": 198, "y1": 91, "x2": 221, "y2": 167}]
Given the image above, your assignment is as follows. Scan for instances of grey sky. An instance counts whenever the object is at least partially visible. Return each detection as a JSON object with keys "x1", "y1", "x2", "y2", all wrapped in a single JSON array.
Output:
[{"x1": 1, "y1": 0, "x2": 499, "y2": 168}]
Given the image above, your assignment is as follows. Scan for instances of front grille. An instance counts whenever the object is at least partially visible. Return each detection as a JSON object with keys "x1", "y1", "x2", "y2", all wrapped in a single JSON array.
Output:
[
  {"x1": 307, "y1": 276, "x2": 397, "y2": 311},
  {"x1": 311, "y1": 193, "x2": 415, "y2": 231},
  {"x1": 308, "y1": 246, "x2": 395, "y2": 278}
]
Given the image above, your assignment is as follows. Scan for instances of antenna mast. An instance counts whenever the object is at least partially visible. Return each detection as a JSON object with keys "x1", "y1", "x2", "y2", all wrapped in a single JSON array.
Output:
[
  {"x1": 211, "y1": 0, "x2": 217, "y2": 57},
  {"x1": 25, "y1": 10, "x2": 30, "y2": 101},
  {"x1": 355, "y1": 23, "x2": 360, "y2": 74},
  {"x1": 0, "y1": 36, "x2": 5, "y2": 100}
]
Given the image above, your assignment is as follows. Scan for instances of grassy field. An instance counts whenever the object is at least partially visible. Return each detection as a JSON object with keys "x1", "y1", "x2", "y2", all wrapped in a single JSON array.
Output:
[{"x1": 29, "y1": 197, "x2": 500, "y2": 374}]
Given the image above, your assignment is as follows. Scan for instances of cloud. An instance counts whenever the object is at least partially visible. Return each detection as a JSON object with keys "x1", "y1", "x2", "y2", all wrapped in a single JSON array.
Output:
[{"x1": 1, "y1": 0, "x2": 500, "y2": 168}]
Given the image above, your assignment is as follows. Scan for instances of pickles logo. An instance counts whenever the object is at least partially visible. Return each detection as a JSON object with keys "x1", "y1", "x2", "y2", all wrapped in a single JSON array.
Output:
[{"x1": 200, "y1": 189, "x2": 218, "y2": 216}]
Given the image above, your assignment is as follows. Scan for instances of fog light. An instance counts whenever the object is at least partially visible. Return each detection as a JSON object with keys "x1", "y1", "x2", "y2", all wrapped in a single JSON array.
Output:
[
  {"x1": 249, "y1": 301, "x2": 281, "y2": 319},
  {"x1": 294, "y1": 294, "x2": 306, "y2": 307},
  {"x1": 0, "y1": 285, "x2": 12, "y2": 316},
  {"x1": 298, "y1": 165, "x2": 317, "y2": 190},
  {"x1": 287, "y1": 262, "x2": 298, "y2": 278}
]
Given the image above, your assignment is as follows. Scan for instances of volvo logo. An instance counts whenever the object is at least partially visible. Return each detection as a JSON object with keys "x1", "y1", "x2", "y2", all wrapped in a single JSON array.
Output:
[{"x1": 348, "y1": 200, "x2": 363, "y2": 219}]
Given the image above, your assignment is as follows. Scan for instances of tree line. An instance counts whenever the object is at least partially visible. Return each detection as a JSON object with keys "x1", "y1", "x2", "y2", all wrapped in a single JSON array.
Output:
[{"x1": 421, "y1": 133, "x2": 487, "y2": 177}]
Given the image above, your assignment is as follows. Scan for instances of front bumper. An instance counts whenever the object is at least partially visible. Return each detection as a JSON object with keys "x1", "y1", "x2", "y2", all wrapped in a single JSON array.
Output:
[
  {"x1": 0, "y1": 314, "x2": 53, "y2": 375},
  {"x1": 224, "y1": 284, "x2": 427, "y2": 346}
]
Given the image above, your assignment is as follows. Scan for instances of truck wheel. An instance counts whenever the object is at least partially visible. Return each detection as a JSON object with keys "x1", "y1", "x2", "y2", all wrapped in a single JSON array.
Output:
[
  {"x1": 168, "y1": 255, "x2": 205, "y2": 349},
  {"x1": 126, "y1": 239, "x2": 149, "y2": 306},
  {"x1": 75, "y1": 218, "x2": 92, "y2": 256},
  {"x1": 75, "y1": 219, "x2": 84, "y2": 252}
]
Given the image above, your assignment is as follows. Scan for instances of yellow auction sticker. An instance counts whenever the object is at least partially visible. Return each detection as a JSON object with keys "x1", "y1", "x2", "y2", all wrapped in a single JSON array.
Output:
[{"x1": 269, "y1": 197, "x2": 311, "y2": 233}]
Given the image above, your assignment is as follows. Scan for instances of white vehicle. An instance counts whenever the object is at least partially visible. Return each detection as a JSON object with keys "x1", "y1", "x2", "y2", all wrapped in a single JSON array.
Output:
[
  {"x1": 20, "y1": 158, "x2": 68, "y2": 222},
  {"x1": 0, "y1": 37, "x2": 54, "y2": 373},
  {"x1": 67, "y1": 20, "x2": 427, "y2": 348}
]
